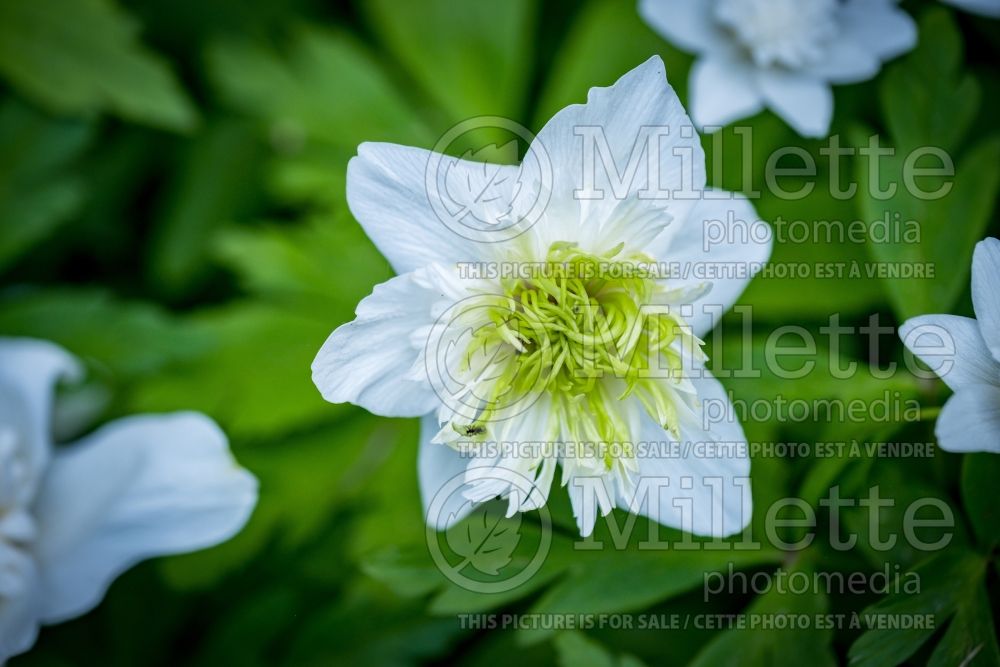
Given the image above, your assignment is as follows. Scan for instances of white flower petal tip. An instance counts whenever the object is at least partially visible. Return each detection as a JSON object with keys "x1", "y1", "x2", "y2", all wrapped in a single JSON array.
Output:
[
  {"x1": 839, "y1": 1, "x2": 917, "y2": 63},
  {"x1": 652, "y1": 190, "x2": 772, "y2": 337},
  {"x1": 758, "y1": 71, "x2": 834, "y2": 139},
  {"x1": 311, "y1": 269, "x2": 444, "y2": 418},
  {"x1": 689, "y1": 58, "x2": 764, "y2": 131},
  {"x1": 972, "y1": 237, "x2": 1000, "y2": 361},
  {"x1": 637, "y1": 0, "x2": 919, "y2": 137},
  {"x1": 569, "y1": 464, "x2": 753, "y2": 539},
  {"x1": 941, "y1": 0, "x2": 1000, "y2": 19},
  {"x1": 935, "y1": 386, "x2": 1000, "y2": 454},
  {"x1": 638, "y1": 0, "x2": 724, "y2": 55},
  {"x1": 0, "y1": 337, "x2": 83, "y2": 386},
  {"x1": 0, "y1": 337, "x2": 83, "y2": 466},
  {"x1": 346, "y1": 142, "x2": 526, "y2": 274}
]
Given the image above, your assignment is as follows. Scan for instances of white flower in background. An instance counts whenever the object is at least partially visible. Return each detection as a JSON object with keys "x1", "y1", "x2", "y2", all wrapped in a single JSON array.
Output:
[
  {"x1": 0, "y1": 338, "x2": 258, "y2": 661},
  {"x1": 900, "y1": 238, "x2": 1000, "y2": 454},
  {"x1": 312, "y1": 57, "x2": 771, "y2": 538},
  {"x1": 638, "y1": 0, "x2": 917, "y2": 137},
  {"x1": 942, "y1": 0, "x2": 1000, "y2": 18}
]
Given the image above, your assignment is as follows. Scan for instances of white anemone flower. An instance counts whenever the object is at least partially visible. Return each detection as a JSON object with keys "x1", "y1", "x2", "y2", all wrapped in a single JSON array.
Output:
[
  {"x1": 941, "y1": 0, "x2": 1000, "y2": 18},
  {"x1": 638, "y1": 0, "x2": 918, "y2": 137},
  {"x1": 313, "y1": 57, "x2": 771, "y2": 538},
  {"x1": 0, "y1": 338, "x2": 258, "y2": 661},
  {"x1": 900, "y1": 238, "x2": 1000, "y2": 454}
]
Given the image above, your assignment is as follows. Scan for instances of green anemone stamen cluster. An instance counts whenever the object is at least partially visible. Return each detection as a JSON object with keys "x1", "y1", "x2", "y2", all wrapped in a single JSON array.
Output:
[{"x1": 454, "y1": 242, "x2": 702, "y2": 461}]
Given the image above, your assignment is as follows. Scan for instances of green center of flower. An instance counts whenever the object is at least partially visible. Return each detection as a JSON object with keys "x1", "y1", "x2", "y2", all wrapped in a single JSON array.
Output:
[{"x1": 453, "y1": 242, "x2": 701, "y2": 463}]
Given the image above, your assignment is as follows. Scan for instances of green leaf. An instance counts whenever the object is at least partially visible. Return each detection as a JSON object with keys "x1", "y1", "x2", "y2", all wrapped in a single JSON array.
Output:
[
  {"x1": 149, "y1": 120, "x2": 264, "y2": 296},
  {"x1": 854, "y1": 9, "x2": 1000, "y2": 321},
  {"x1": 0, "y1": 100, "x2": 93, "y2": 272},
  {"x1": 690, "y1": 563, "x2": 836, "y2": 667},
  {"x1": 855, "y1": 133, "x2": 1000, "y2": 320},
  {"x1": 0, "y1": 0, "x2": 197, "y2": 131},
  {"x1": 162, "y1": 415, "x2": 409, "y2": 589},
  {"x1": 715, "y1": 332, "x2": 921, "y2": 443},
  {"x1": 928, "y1": 585, "x2": 1000, "y2": 667},
  {"x1": 523, "y1": 546, "x2": 782, "y2": 643},
  {"x1": 363, "y1": 0, "x2": 537, "y2": 121},
  {"x1": 797, "y1": 421, "x2": 909, "y2": 510},
  {"x1": 213, "y1": 215, "x2": 391, "y2": 318},
  {"x1": 880, "y1": 8, "x2": 979, "y2": 153},
  {"x1": 0, "y1": 288, "x2": 203, "y2": 379},
  {"x1": 206, "y1": 25, "x2": 431, "y2": 208},
  {"x1": 554, "y1": 631, "x2": 647, "y2": 667},
  {"x1": 207, "y1": 25, "x2": 431, "y2": 150},
  {"x1": 961, "y1": 453, "x2": 1000, "y2": 550},
  {"x1": 534, "y1": 0, "x2": 687, "y2": 128},
  {"x1": 365, "y1": 518, "x2": 575, "y2": 616},
  {"x1": 363, "y1": 545, "x2": 449, "y2": 598},
  {"x1": 286, "y1": 580, "x2": 462, "y2": 666},
  {"x1": 739, "y1": 181, "x2": 887, "y2": 320},
  {"x1": 840, "y1": 457, "x2": 966, "y2": 571},
  {"x1": 848, "y1": 549, "x2": 987, "y2": 667},
  {"x1": 427, "y1": 540, "x2": 569, "y2": 615},
  {"x1": 127, "y1": 302, "x2": 337, "y2": 440},
  {"x1": 191, "y1": 587, "x2": 301, "y2": 667},
  {"x1": 554, "y1": 632, "x2": 615, "y2": 667}
]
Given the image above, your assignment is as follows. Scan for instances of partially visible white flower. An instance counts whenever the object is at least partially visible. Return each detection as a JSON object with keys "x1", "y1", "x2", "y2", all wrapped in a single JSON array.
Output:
[
  {"x1": 900, "y1": 238, "x2": 1000, "y2": 454},
  {"x1": 638, "y1": 0, "x2": 917, "y2": 137},
  {"x1": 313, "y1": 57, "x2": 771, "y2": 539},
  {"x1": 0, "y1": 338, "x2": 258, "y2": 661},
  {"x1": 941, "y1": 0, "x2": 1000, "y2": 18}
]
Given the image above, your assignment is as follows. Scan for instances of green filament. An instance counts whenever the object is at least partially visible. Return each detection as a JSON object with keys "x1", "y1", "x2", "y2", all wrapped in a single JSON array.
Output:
[{"x1": 454, "y1": 242, "x2": 699, "y2": 460}]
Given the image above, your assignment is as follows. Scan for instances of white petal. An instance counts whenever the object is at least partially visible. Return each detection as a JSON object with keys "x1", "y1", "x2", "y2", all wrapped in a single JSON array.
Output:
[
  {"x1": 0, "y1": 338, "x2": 81, "y2": 502},
  {"x1": 689, "y1": 56, "x2": 764, "y2": 129},
  {"x1": 463, "y1": 396, "x2": 559, "y2": 514},
  {"x1": 935, "y1": 386, "x2": 1000, "y2": 453},
  {"x1": 756, "y1": 70, "x2": 833, "y2": 138},
  {"x1": 650, "y1": 189, "x2": 771, "y2": 337},
  {"x1": 972, "y1": 237, "x2": 1000, "y2": 362},
  {"x1": 840, "y1": 0, "x2": 919, "y2": 61},
  {"x1": 801, "y1": 39, "x2": 881, "y2": 84},
  {"x1": 418, "y1": 414, "x2": 476, "y2": 530},
  {"x1": 566, "y1": 474, "x2": 617, "y2": 538},
  {"x1": 0, "y1": 383, "x2": 37, "y2": 511},
  {"x1": 312, "y1": 267, "x2": 450, "y2": 417},
  {"x1": 32, "y1": 412, "x2": 258, "y2": 623},
  {"x1": 0, "y1": 554, "x2": 40, "y2": 662},
  {"x1": 638, "y1": 0, "x2": 727, "y2": 54},
  {"x1": 523, "y1": 56, "x2": 706, "y2": 253},
  {"x1": 629, "y1": 373, "x2": 752, "y2": 537},
  {"x1": 347, "y1": 142, "x2": 518, "y2": 274},
  {"x1": 940, "y1": 0, "x2": 1000, "y2": 19},
  {"x1": 899, "y1": 315, "x2": 1000, "y2": 391}
]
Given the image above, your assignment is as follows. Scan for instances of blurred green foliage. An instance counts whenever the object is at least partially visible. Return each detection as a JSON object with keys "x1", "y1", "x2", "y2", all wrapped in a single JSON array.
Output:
[{"x1": 1, "y1": 0, "x2": 998, "y2": 665}]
